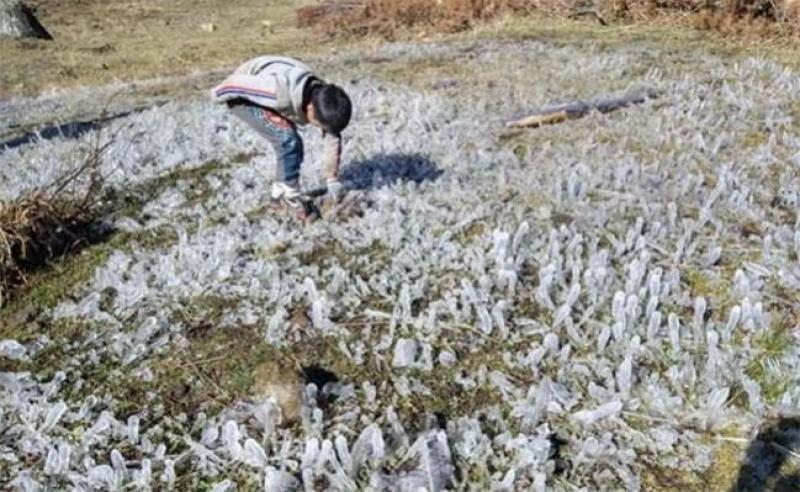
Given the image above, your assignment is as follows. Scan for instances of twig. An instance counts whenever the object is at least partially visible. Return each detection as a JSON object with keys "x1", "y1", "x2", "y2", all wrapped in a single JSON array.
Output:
[
  {"x1": 622, "y1": 410, "x2": 677, "y2": 425},
  {"x1": 713, "y1": 436, "x2": 750, "y2": 444},
  {"x1": 769, "y1": 441, "x2": 800, "y2": 462},
  {"x1": 176, "y1": 348, "x2": 229, "y2": 400},
  {"x1": 175, "y1": 353, "x2": 231, "y2": 369}
]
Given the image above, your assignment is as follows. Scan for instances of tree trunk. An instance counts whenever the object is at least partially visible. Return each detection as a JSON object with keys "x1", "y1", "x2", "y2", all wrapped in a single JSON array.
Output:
[{"x1": 0, "y1": 0, "x2": 52, "y2": 39}]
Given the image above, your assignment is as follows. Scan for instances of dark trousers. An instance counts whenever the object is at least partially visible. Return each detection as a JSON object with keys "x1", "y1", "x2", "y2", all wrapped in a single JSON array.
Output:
[{"x1": 227, "y1": 100, "x2": 303, "y2": 186}]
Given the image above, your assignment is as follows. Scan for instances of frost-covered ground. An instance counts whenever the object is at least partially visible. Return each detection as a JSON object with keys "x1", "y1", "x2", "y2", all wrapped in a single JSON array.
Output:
[{"x1": 2, "y1": 38, "x2": 800, "y2": 490}]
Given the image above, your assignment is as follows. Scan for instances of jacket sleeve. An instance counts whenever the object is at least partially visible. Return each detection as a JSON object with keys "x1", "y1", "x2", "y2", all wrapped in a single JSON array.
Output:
[
  {"x1": 209, "y1": 72, "x2": 292, "y2": 113},
  {"x1": 321, "y1": 131, "x2": 342, "y2": 182}
]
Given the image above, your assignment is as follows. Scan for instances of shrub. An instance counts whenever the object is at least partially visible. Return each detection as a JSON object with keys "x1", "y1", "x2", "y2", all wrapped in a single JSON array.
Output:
[
  {"x1": 297, "y1": 0, "x2": 538, "y2": 37},
  {"x1": 0, "y1": 136, "x2": 107, "y2": 306}
]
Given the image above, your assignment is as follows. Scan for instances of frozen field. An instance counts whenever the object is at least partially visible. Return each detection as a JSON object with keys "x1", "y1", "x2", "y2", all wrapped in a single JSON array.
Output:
[{"x1": 2, "y1": 37, "x2": 800, "y2": 490}]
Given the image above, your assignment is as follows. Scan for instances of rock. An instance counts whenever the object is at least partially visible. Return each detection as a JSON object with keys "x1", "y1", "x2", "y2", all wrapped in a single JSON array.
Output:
[
  {"x1": 432, "y1": 79, "x2": 458, "y2": 90},
  {"x1": 251, "y1": 361, "x2": 302, "y2": 424},
  {"x1": 0, "y1": 339, "x2": 28, "y2": 361},
  {"x1": 0, "y1": 0, "x2": 51, "y2": 39},
  {"x1": 199, "y1": 22, "x2": 215, "y2": 33}
]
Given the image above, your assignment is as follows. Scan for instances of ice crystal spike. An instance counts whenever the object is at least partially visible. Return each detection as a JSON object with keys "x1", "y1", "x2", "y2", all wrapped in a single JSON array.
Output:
[
  {"x1": 616, "y1": 356, "x2": 633, "y2": 397},
  {"x1": 572, "y1": 401, "x2": 623, "y2": 426}
]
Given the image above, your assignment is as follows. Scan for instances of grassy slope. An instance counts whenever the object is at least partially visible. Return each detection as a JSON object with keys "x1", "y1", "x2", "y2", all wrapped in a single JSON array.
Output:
[{"x1": 0, "y1": 0, "x2": 315, "y2": 98}]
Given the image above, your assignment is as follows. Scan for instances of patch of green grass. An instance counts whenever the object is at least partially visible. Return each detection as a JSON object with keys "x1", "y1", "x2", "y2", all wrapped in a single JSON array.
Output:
[
  {"x1": 684, "y1": 268, "x2": 723, "y2": 299},
  {"x1": 641, "y1": 431, "x2": 745, "y2": 491},
  {"x1": 744, "y1": 319, "x2": 793, "y2": 404},
  {"x1": 147, "y1": 323, "x2": 279, "y2": 419},
  {"x1": 741, "y1": 128, "x2": 771, "y2": 149},
  {"x1": 682, "y1": 265, "x2": 745, "y2": 324},
  {"x1": 466, "y1": 16, "x2": 708, "y2": 51},
  {"x1": 0, "y1": 225, "x2": 180, "y2": 332},
  {"x1": 0, "y1": 243, "x2": 114, "y2": 328},
  {"x1": 292, "y1": 238, "x2": 394, "y2": 278},
  {"x1": 0, "y1": 317, "x2": 89, "y2": 373},
  {"x1": 0, "y1": 0, "x2": 318, "y2": 99}
]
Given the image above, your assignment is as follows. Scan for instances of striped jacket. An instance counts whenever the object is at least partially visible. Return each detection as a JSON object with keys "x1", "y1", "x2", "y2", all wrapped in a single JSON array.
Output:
[
  {"x1": 211, "y1": 56, "x2": 317, "y2": 125},
  {"x1": 211, "y1": 56, "x2": 342, "y2": 181}
]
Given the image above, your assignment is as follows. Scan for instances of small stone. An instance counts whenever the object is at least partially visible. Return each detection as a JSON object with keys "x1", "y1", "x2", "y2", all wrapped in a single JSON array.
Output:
[
  {"x1": 251, "y1": 361, "x2": 302, "y2": 424},
  {"x1": 199, "y1": 23, "x2": 215, "y2": 33}
]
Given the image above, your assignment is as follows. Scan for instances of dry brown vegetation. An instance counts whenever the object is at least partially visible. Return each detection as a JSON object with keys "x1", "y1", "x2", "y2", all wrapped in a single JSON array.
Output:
[
  {"x1": 297, "y1": 0, "x2": 800, "y2": 43},
  {"x1": 0, "y1": 138, "x2": 108, "y2": 306},
  {"x1": 297, "y1": 0, "x2": 540, "y2": 36},
  {"x1": 588, "y1": 0, "x2": 800, "y2": 42}
]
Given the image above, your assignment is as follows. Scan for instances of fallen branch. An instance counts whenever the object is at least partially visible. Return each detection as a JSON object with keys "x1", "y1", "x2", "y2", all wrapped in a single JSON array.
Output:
[{"x1": 504, "y1": 86, "x2": 660, "y2": 129}]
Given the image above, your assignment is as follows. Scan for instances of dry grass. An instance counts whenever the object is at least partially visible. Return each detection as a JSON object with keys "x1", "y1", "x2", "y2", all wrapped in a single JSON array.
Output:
[
  {"x1": 0, "y1": 0, "x2": 313, "y2": 99},
  {"x1": 567, "y1": 0, "x2": 800, "y2": 46},
  {"x1": 4, "y1": 0, "x2": 797, "y2": 99},
  {"x1": 588, "y1": 0, "x2": 799, "y2": 24}
]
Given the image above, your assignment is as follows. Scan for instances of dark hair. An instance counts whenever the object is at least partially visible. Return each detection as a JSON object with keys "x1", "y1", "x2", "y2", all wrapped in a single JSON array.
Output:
[{"x1": 310, "y1": 83, "x2": 352, "y2": 134}]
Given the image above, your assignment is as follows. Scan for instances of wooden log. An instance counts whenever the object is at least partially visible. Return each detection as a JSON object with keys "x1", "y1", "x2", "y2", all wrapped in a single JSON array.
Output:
[{"x1": 505, "y1": 87, "x2": 659, "y2": 129}]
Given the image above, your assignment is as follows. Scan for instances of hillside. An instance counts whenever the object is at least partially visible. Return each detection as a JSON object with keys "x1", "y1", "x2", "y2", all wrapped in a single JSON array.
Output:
[{"x1": 2, "y1": 6, "x2": 800, "y2": 491}]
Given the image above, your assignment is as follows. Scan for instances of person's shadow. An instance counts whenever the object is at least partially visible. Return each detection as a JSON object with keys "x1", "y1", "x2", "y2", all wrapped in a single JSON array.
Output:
[
  {"x1": 732, "y1": 417, "x2": 800, "y2": 491},
  {"x1": 338, "y1": 152, "x2": 443, "y2": 192}
]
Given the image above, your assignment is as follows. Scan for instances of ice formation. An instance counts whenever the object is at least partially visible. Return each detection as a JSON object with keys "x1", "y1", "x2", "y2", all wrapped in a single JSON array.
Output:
[{"x1": 2, "y1": 38, "x2": 800, "y2": 490}]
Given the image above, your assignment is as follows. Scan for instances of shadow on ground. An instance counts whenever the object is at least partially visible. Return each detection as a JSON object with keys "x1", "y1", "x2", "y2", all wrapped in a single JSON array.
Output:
[
  {"x1": 0, "y1": 114, "x2": 132, "y2": 152},
  {"x1": 339, "y1": 152, "x2": 443, "y2": 191},
  {"x1": 0, "y1": 103, "x2": 167, "y2": 152},
  {"x1": 732, "y1": 417, "x2": 800, "y2": 492}
]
